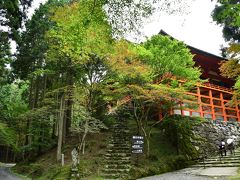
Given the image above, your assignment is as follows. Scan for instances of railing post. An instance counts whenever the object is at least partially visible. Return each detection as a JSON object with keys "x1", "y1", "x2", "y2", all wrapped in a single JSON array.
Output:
[
  {"x1": 220, "y1": 93, "x2": 227, "y2": 122},
  {"x1": 197, "y1": 87, "x2": 203, "y2": 118},
  {"x1": 209, "y1": 90, "x2": 216, "y2": 120}
]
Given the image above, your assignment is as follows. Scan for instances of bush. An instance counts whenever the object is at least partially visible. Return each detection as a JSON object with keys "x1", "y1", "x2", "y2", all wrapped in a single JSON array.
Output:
[
  {"x1": 160, "y1": 115, "x2": 203, "y2": 159},
  {"x1": 166, "y1": 155, "x2": 189, "y2": 170}
]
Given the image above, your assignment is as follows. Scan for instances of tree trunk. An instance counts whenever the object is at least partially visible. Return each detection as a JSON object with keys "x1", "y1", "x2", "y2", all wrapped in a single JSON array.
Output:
[
  {"x1": 79, "y1": 119, "x2": 89, "y2": 155},
  {"x1": 57, "y1": 93, "x2": 65, "y2": 161},
  {"x1": 25, "y1": 78, "x2": 34, "y2": 146},
  {"x1": 65, "y1": 63, "x2": 74, "y2": 137},
  {"x1": 146, "y1": 137, "x2": 150, "y2": 157}
]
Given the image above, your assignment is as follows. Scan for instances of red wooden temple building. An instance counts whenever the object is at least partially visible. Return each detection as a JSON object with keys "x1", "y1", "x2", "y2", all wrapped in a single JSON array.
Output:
[{"x1": 159, "y1": 30, "x2": 239, "y2": 122}]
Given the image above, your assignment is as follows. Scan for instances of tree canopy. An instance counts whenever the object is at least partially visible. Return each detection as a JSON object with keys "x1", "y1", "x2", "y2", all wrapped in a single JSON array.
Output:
[
  {"x1": 212, "y1": 0, "x2": 240, "y2": 42},
  {"x1": 0, "y1": 0, "x2": 202, "y2": 165},
  {"x1": 212, "y1": 0, "x2": 240, "y2": 104}
]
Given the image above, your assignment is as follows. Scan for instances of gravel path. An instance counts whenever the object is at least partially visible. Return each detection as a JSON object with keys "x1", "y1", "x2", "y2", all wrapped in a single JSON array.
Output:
[
  {"x1": 0, "y1": 164, "x2": 20, "y2": 180},
  {"x1": 138, "y1": 173, "x2": 223, "y2": 180},
  {"x1": 138, "y1": 167, "x2": 234, "y2": 180},
  {"x1": 0, "y1": 167, "x2": 20, "y2": 180}
]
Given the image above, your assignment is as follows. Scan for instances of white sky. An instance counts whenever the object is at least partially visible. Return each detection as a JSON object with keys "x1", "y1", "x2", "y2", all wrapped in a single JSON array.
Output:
[
  {"x1": 29, "y1": 0, "x2": 226, "y2": 56},
  {"x1": 135, "y1": 0, "x2": 226, "y2": 56}
]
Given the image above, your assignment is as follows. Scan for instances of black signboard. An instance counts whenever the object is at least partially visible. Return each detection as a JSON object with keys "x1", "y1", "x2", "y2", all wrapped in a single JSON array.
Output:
[{"x1": 132, "y1": 136, "x2": 144, "y2": 154}]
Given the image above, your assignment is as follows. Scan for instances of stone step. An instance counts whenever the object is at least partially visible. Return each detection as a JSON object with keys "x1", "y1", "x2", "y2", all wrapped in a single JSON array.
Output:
[
  {"x1": 206, "y1": 155, "x2": 240, "y2": 159},
  {"x1": 107, "y1": 150, "x2": 130, "y2": 154},
  {"x1": 111, "y1": 133, "x2": 129, "y2": 136},
  {"x1": 234, "y1": 154, "x2": 240, "y2": 156},
  {"x1": 104, "y1": 160, "x2": 131, "y2": 165},
  {"x1": 104, "y1": 155, "x2": 131, "y2": 161},
  {"x1": 108, "y1": 142, "x2": 131, "y2": 146},
  {"x1": 104, "y1": 164, "x2": 131, "y2": 169},
  {"x1": 108, "y1": 145, "x2": 130, "y2": 148},
  {"x1": 110, "y1": 141, "x2": 130, "y2": 144},
  {"x1": 192, "y1": 163, "x2": 240, "y2": 167},
  {"x1": 110, "y1": 136, "x2": 130, "y2": 139},
  {"x1": 102, "y1": 168, "x2": 130, "y2": 174},
  {"x1": 101, "y1": 173, "x2": 129, "y2": 179},
  {"x1": 103, "y1": 121, "x2": 131, "y2": 179},
  {"x1": 107, "y1": 146, "x2": 129, "y2": 150},
  {"x1": 198, "y1": 160, "x2": 240, "y2": 164},
  {"x1": 111, "y1": 128, "x2": 128, "y2": 131},
  {"x1": 112, "y1": 124, "x2": 128, "y2": 127},
  {"x1": 206, "y1": 157, "x2": 240, "y2": 161},
  {"x1": 105, "y1": 153, "x2": 131, "y2": 157},
  {"x1": 108, "y1": 146, "x2": 130, "y2": 150},
  {"x1": 109, "y1": 140, "x2": 130, "y2": 143},
  {"x1": 107, "y1": 147, "x2": 130, "y2": 150}
]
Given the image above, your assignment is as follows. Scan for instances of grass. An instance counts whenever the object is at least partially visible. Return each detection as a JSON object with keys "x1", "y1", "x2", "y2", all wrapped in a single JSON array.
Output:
[
  {"x1": 12, "y1": 132, "x2": 110, "y2": 180},
  {"x1": 12, "y1": 117, "x2": 197, "y2": 179},
  {"x1": 127, "y1": 118, "x2": 195, "y2": 179}
]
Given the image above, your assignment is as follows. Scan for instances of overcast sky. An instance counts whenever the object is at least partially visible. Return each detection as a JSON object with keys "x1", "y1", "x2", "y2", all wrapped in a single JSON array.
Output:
[
  {"x1": 136, "y1": 0, "x2": 226, "y2": 56},
  {"x1": 29, "y1": 0, "x2": 226, "y2": 56}
]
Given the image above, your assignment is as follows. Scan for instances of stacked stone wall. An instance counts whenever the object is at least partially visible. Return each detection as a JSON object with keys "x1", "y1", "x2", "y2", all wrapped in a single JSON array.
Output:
[{"x1": 192, "y1": 121, "x2": 240, "y2": 157}]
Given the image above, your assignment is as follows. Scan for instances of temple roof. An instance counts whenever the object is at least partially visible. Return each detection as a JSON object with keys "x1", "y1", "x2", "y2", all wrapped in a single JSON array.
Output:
[
  {"x1": 158, "y1": 30, "x2": 228, "y2": 61},
  {"x1": 158, "y1": 30, "x2": 234, "y2": 88}
]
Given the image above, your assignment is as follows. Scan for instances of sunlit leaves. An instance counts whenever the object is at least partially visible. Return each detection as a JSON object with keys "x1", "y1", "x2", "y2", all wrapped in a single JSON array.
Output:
[
  {"x1": 47, "y1": 1, "x2": 113, "y2": 64},
  {"x1": 212, "y1": 0, "x2": 240, "y2": 42},
  {"x1": 0, "y1": 123, "x2": 17, "y2": 149},
  {"x1": 109, "y1": 40, "x2": 151, "y2": 84},
  {"x1": 136, "y1": 35, "x2": 201, "y2": 83},
  {"x1": 213, "y1": 0, "x2": 240, "y2": 104},
  {"x1": 220, "y1": 59, "x2": 240, "y2": 79}
]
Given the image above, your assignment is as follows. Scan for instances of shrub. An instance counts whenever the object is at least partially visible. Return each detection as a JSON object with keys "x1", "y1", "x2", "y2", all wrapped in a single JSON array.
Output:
[{"x1": 160, "y1": 115, "x2": 203, "y2": 159}]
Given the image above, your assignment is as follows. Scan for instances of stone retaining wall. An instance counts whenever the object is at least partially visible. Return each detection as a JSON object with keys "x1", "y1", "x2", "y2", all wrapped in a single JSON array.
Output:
[{"x1": 192, "y1": 121, "x2": 240, "y2": 157}]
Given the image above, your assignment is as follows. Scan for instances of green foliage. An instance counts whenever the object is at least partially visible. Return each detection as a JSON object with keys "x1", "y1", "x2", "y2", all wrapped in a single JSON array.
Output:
[
  {"x1": 47, "y1": 1, "x2": 113, "y2": 64},
  {"x1": 4, "y1": 0, "x2": 200, "y2": 169},
  {"x1": 12, "y1": 0, "x2": 64, "y2": 79},
  {"x1": 213, "y1": 1, "x2": 240, "y2": 104},
  {"x1": 212, "y1": 0, "x2": 240, "y2": 42},
  {"x1": 128, "y1": 124, "x2": 192, "y2": 179},
  {"x1": 20, "y1": 106, "x2": 55, "y2": 153},
  {"x1": 0, "y1": 31, "x2": 12, "y2": 85},
  {"x1": 0, "y1": 122, "x2": 17, "y2": 149},
  {"x1": 0, "y1": 0, "x2": 33, "y2": 41},
  {"x1": 160, "y1": 115, "x2": 203, "y2": 159},
  {"x1": 13, "y1": 162, "x2": 70, "y2": 179},
  {"x1": 0, "y1": 82, "x2": 28, "y2": 123},
  {"x1": 38, "y1": 165, "x2": 71, "y2": 180},
  {"x1": 136, "y1": 35, "x2": 201, "y2": 84},
  {"x1": 72, "y1": 105, "x2": 107, "y2": 134}
]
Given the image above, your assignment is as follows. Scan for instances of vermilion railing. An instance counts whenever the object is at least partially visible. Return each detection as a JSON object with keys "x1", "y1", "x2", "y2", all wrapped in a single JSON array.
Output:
[
  {"x1": 201, "y1": 82, "x2": 233, "y2": 93},
  {"x1": 174, "y1": 84, "x2": 240, "y2": 122}
]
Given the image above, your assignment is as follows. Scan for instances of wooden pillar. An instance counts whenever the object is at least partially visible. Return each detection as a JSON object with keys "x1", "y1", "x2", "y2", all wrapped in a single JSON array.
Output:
[
  {"x1": 220, "y1": 92, "x2": 227, "y2": 122},
  {"x1": 235, "y1": 104, "x2": 240, "y2": 122},
  {"x1": 209, "y1": 90, "x2": 216, "y2": 120},
  {"x1": 197, "y1": 87, "x2": 203, "y2": 118},
  {"x1": 180, "y1": 102, "x2": 184, "y2": 116},
  {"x1": 158, "y1": 107, "x2": 163, "y2": 121}
]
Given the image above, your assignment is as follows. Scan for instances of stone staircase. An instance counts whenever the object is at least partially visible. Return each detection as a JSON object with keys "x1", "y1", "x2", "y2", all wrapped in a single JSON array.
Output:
[
  {"x1": 102, "y1": 119, "x2": 131, "y2": 179},
  {"x1": 193, "y1": 148, "x2": 240, "y2": 168}
]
